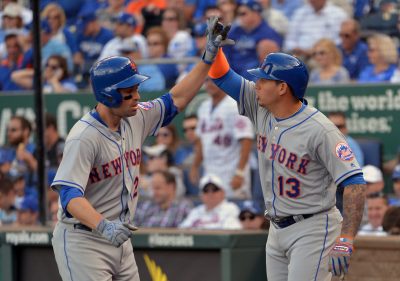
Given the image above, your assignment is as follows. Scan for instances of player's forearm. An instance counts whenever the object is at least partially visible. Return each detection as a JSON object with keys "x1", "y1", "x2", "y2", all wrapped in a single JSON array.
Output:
[
  {"x1": 170, "y1": 62, "x2": 210, "y2": 111},
  {"x1": 67, "y1": 197, "x2": 104, "y2": 229},
  {"x1": 341, "y1": 183, "x2": 366, "y2": 237},
  {"x1": 237, "y1": 138, "x2": 252, "y2": 171}
]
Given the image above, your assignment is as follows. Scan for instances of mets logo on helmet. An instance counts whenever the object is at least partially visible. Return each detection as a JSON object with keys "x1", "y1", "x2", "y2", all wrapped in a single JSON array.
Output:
[
  {"x1": 335, "y1": 142, "x2": 354, "y2": 161},
  {"x1": 130, "y1": 62, "x2": 137, "y2": 72}
]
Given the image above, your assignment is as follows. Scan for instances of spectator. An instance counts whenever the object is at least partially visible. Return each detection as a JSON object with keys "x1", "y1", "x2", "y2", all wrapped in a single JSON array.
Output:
[
  {"x1": 0, "y1": 2, "x2": 29, "y2": 59},
  {"x1": 155, "y1": 124, "x2": 180, "y2": 162},
  {"x1": 190, "y1": 78, "x2": 254, "y2": 199},
  {"x1": 0, "y1": 1, "x2": 32, "y2": 28},
  {"x1": 360, "y1": 0, "x2": 399, "y2": 37},
  {"x1": 44, "y1": 113, "x2": 64, "y2": 170},
  {"x1": 98, "y1": 12, "x2": 148, "y2": 61},
  {"x1": 192, "y1": 0, "x2": 219, "y2": 22},
  {"x1": 75, "y1": 9, "x2": 114, "y2": 87},
  {"x1": 11, "y1": 55, "x2": 77, "y2": 93},
  {"x1": 259, "y1": 0, "x2": 289, "y2": 37},
  {"x1": 0, "y1": 33, "x2": 28, "y2": 91},
  {"x1": 134, "y1": 170, "x2": 193, "y2": 227},
  {"x1": 179, "y1": 174, "x2": 242, "y2": 229},
  {"x1": 270, "y1": 0, "x2": 303, "y2": 19},
  {"x1": 146, "y1": 27, "x2": 179, "y2": 89},
  {"x1": 23, "y1": 19, "x2": 73, "y2": 71},
  {"x1": 161, "y1": 7, "x2": 196, "y2": 63},
  {"x1": 118, "y1": 40, "x2": 166, "y2": 92},
  {"x1": 309, "y1": 38, "x2": 350, "y2": 85},
  {"x1": 389, "y1": 164, "x2": 400, "y2": 206},
  {"x1": 337, "y1": 19, "x2": 370, "y2": 80},
  {"x1": 358, "y1": 193, "x2": 388, "y2": 236},
  {"x1": 224, "y1": 0, "x2": 282, "y2": 80},
  {"x1": 142, "y1": 144, "x2": 186, "y2": 198},
  {"x1": 382, "y1": 206, "x2": 400, "y2": 235},
  {"x1": 175, "y1": 115, "x2": 198, "y2": 168},
  {"x1": 14, "y1": 195, "x2": 39, "y2": 226},
  {"x1": 239, "y1": 200, "x2": 269, "y2": 230},
  {"x1": 0, "y1": 177, "x2": 17, "y2": 225},
  {"x1": 327, "y1": 112, "x2": 364, "y2": 166},
  {"x1": 41, "y1": 3, "x2": 78, "y2": 57},
  {"x1": 217, "y1": 0, "x2": 237, "y2": 25},
  {"x1": 363, "y1": 165, "x2": 384, "y2": 195},
  {"x1": 0, "y1": 116, "x2": 37, "y2": 186},
  {"x1": 135, "y1": 1, "x2": 166, "y2": 35},
  {"x1": 358, "y1": 34, "x2": 398, "y2": 83},
  {"x1": 284, "y1": 0, "x2": 348, "y2": 59}
]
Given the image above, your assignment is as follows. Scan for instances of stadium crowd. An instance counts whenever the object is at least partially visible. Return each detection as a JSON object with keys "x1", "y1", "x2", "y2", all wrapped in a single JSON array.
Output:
[{"x1": 1, "y1": 0, "x2": 400, "y2": 234}]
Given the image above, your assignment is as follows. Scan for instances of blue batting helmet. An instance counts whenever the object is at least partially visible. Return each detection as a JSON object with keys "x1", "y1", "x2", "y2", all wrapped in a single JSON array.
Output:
[
  {"x1": 247, "y1": 53, "x2": 309, "y2": 99},
  {"x1": 90, "y1": 56, "x2": 149, "y2": 108}
]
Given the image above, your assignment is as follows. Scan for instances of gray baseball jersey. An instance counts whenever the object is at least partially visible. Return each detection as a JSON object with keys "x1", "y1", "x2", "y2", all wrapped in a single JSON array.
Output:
[
  {"x1": 237, "y1": 79, "x2": 362, "y2": 218},
  {"x1": 51, "y1": 98, "x2": 167, "y2": 224}
]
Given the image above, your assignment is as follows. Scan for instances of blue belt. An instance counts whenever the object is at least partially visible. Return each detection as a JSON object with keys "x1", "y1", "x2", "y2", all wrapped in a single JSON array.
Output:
[{"x1": 269, "y1": 214, "x2": 313, "y2": 229}]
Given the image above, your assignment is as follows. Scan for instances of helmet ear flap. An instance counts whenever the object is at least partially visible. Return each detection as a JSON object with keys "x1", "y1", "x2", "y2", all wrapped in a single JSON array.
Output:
[{"x1": 99, "y1": 88, "x2": 122, "y2": 108}]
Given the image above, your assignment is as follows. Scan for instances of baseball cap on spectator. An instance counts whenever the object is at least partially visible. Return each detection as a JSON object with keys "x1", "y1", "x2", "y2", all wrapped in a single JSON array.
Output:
[
  {"x1": 19, "y1": 196, "x2": 39, "y2": 212},
  {"x1": 240, "y1": 200, "x2": 263, "y2": 214},
  {"x1": 114, "y1": 12, "x2": 137, "y2": 27},
  {"x1": 199, "y1": 174, "x2": 224, "y2": 192},
  {"x1": 236, "y1": 0, "x2": 263, "y2": 13},
  {"x1": 143, "y1": 144, "x2": 168, "y2": 157},
  {"x1": 362, "y1": 165, "x2": 383, "y2": 183},
  {"x1": 392, "y1": 165, "x2": 400, "y2": 181},
  {"x1": 193, "y1": 22, "x2": 207, "y2": 37},
  {"x1": 3, "y1": 2, "x2": 23, "y2": 18},
  {"x1": 76, "y1": 10, "x2": 97, "y2": 31}
]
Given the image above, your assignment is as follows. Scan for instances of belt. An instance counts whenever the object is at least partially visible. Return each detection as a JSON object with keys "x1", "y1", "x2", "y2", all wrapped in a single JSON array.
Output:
[
  {"x1": 268, "y1": 214, "x2": 313, "y2": 229},
  {"x1": 74, "y1": 223, "x2": 92, "y2": 232}
]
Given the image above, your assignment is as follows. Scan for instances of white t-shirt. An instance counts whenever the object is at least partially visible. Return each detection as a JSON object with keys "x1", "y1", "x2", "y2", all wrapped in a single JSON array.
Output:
[
  {"x1": 179, "y1": 200, "x2": 242, "y2": 229},
  {"x1": 358, "y1": 223, "x2": 387, "y2": 236}
]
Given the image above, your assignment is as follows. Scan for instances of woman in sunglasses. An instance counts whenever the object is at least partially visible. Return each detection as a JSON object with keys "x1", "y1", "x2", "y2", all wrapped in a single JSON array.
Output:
[{"x1": 11, "y1": 55, "x2": 77, "y2": 93}]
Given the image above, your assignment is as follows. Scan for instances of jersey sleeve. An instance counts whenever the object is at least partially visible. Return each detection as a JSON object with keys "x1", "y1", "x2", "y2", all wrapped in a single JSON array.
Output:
[
  {"x1": 233, "y1": 115, "x2": 254, "y2": 140},
  {"x1": 51, "y1": 138, "x2": 96, "y2": 194},
  {"x1": 238, "y1": 78, "x2": 260, "y2": 125},
  {"x1": 315, "y1": 129, "x2": 363, "y2": 185},
  {"x1": 137, "y1": 93, "x2": 178, "y2": 140}
]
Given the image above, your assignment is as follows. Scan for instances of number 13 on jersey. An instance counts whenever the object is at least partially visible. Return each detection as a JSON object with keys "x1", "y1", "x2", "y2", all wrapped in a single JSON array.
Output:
[{"x1": 278, "y1": 176, "x2": 300, "y2": 198}]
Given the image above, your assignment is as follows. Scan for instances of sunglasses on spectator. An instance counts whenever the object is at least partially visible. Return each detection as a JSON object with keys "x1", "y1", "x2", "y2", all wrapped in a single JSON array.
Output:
[
  {"x1": 339, "y1": 33, "x2": 352, "y2": 39},
  {"x1": 7, "y1": 127, "x2": 20, "y2": 132},
  {"x1": 202, "y1": 184, "x2": 220, "y2": 193},
  {"x1": 237, "y1": 11, "x2": 248, "y2": 17},
  {"x1": 48, "y1": 15, "x2": 60, "y2": 20},
  {"x1": 183, "y1": 126, "x2": 196, "y2": 133},
  {"x1": 163, "y1": 17, "x2": 177, "y2": 21},
  {"x1": 157, "y1": 132, "x2": 172, "y2": 138},
  {"x1": 45, "y1": 63, "x2": 60, "y2": 70},
  {"x1": 312, "y1": 50, "x2": 327, "y2": 57},
  {"x1": 335, "y1": 123, "x2": 346, "y2": 129},
  {"x1": 148, "y1": 41, "x2": 163, "y2": 46},
  {"x1": 239, "y1": 212, "x2": 256, "y2": 221}
]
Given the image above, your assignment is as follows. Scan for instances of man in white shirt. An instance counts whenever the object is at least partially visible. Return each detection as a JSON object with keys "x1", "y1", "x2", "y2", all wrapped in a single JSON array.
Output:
[
  {"x1": 284, "y1": 0, "x2": 348, "y2": 58},
  {"x1": 358, "y1": 193, "x2": 388, "y2": 236},
  {"x1": 179, "y1": 174, "x2": 242, "y2": 229}
]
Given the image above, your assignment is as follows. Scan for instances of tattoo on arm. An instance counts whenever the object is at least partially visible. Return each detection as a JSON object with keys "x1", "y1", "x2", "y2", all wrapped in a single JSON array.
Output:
[{"x1": 341, "y1": 184, "x2": 366, "y2": 237}]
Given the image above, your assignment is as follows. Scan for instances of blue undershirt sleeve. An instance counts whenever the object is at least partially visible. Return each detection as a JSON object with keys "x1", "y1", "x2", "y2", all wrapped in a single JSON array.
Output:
[
  {"x1": 211, "y1": 69, "x2": 243, "y2": 102},
  {"x1": 160, "y1": 93, "x2": 179, "y2": 127},
  {"x1": 58, "y1": 185, "x2": 84, "y2": 218},
  {"x1": 338, "y1": 173, "x2": 366, "y2": 189}
]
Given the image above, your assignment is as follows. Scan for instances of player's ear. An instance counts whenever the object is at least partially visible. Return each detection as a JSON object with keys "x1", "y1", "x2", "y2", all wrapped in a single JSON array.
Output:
[{"x1": 277, "y1": 81, "x2": 289, "y2": 96}]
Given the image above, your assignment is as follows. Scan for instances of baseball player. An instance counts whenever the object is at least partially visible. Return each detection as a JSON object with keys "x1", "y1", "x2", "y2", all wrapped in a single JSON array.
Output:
[
  {"x1": 50, "y1": 17, "x2": 233, "y2": 281},
  {"x1": 208, "y1": 49, "x2": 367, "y2": 280}
]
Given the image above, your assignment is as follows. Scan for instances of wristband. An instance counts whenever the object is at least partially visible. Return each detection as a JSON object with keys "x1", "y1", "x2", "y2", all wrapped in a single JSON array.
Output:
[{"x1": 235, "y1": 169, "x2": 245, "y2": 177}]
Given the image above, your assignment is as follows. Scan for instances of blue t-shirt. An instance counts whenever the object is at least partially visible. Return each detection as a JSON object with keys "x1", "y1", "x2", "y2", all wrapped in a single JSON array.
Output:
[
  {"x1": 224, "y1": 20, "x2": 283, "y2": 80},
  {"x1": 358, "y1": 64, "x2": 397, "y2": 83},
  {"x1": 157, "y1": 55, "x2": 180, "y2": 89},
  {"x1": 0, "y1": 55, "x2": 29, "y2": 91},
  {"x1": 76, "y1": 27, "x2": 114, "y2": 61},
  {"x1": 339, "y1": 41, "x2": 370, "y2": 80}
]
